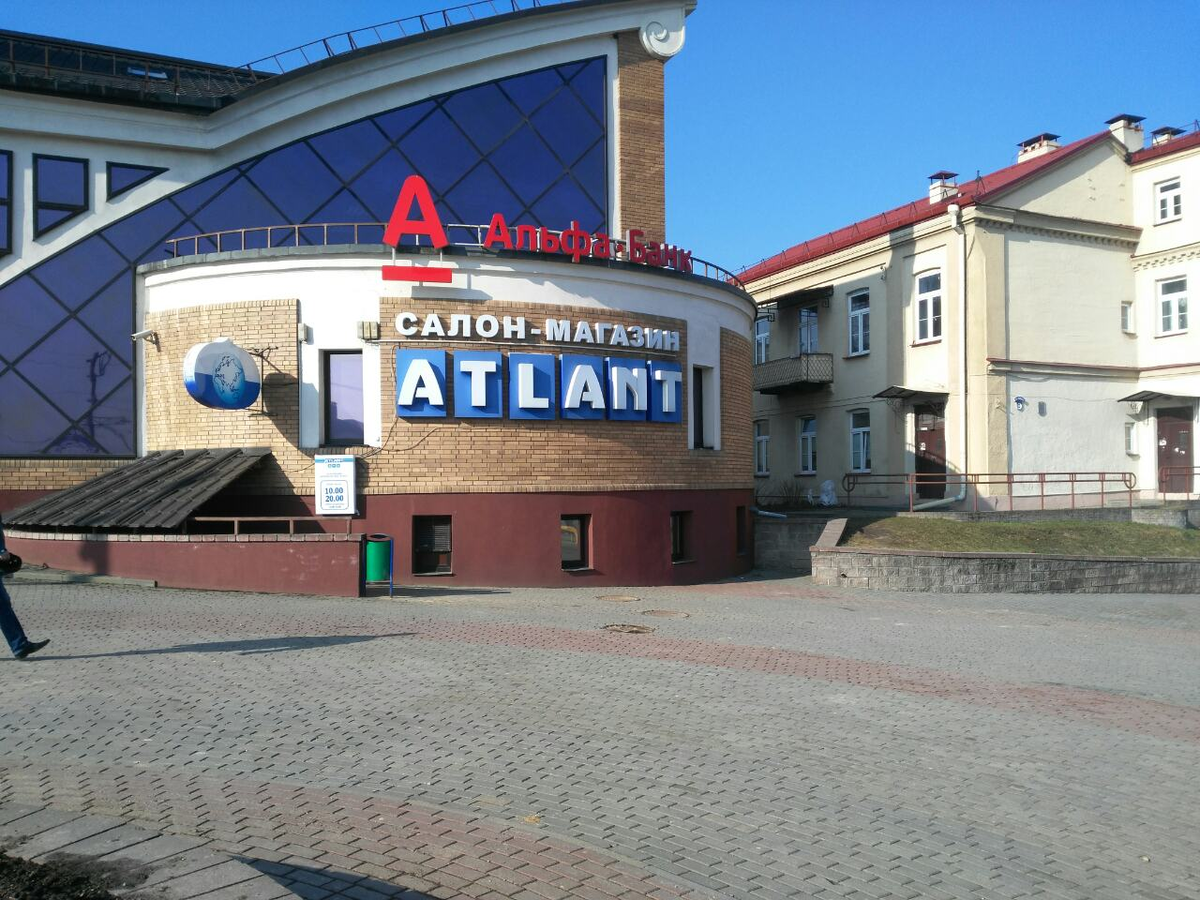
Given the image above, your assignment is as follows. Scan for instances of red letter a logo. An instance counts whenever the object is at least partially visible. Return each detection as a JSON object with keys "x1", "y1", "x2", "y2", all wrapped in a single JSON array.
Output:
[{"x1": 383, "y1": 175, "x2": 449, "y2": 249}]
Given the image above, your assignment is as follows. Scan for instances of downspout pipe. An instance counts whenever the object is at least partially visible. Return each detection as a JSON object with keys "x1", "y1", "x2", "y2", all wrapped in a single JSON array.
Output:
[{"x1": 913, "y1": 203, "x2": 969, "y2": 511}]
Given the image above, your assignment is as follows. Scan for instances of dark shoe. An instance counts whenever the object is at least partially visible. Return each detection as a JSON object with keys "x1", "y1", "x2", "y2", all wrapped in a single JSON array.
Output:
[{"x1": 14, "y1": 639, "x2": 49, "y2": 660}]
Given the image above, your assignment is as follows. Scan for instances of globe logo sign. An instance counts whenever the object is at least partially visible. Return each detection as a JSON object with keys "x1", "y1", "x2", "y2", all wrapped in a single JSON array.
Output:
[
  {"x1": 182, "y1": 339, "x2": 261, "y2": 410},
  {"x1": 211, "y1": 353, "x2": 246, "y2": 405}
]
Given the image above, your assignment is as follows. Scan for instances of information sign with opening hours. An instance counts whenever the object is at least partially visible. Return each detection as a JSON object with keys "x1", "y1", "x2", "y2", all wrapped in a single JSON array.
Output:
[{"x1": 314, "y1": 455, "x2": 357, "y2": 516}]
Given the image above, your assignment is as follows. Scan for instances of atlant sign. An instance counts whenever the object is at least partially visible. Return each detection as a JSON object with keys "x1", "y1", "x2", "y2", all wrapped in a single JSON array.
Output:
[
  {"x1": 395, "y1": 349, "x2": 683, "y2": 424},
  {"x1": 381, "y1": 175, "x2": 693, "y2": 283}
]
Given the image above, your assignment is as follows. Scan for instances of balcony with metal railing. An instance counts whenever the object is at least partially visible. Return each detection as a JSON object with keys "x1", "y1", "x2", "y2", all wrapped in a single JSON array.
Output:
[{"x1": 753, "y1": 353, "x2": 834, "y2": 393}]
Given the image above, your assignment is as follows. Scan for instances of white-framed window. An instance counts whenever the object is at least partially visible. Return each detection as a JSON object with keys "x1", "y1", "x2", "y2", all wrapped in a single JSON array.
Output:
[
  {"x1": 754, "y1": 317, "x2": 770, "y2": 364},
  {"x1": 799, "y1": 305, "x2": 819, "y2": 354},
  {"x1": 1121, "y1": 301, "x2": 1135, "y2": 334},
  {"x1": 915, "y1": 271, "x2": 942, "y2": 343},
  {"x1": 754, "y1": 420, "x2": 770, "y2": 475},
  {"x1": 1156, "y1": 178, "x2": 1182, "y2": 224},
  {"x1": 849, "y1": 409, "x2": 871, "y2": 472},
  {"x1": 1124, "y1": 421, "x2": 1138, "y2": 456},
  {"x1": 848, "y1": 290, "x2": 870, "y2": 356},
  {"x1": 1159, "y1": 277, "x2": 1188, "y2": 335},
  {"x1": 797, "y1": 416, "x2": 816, "y2": 474}
]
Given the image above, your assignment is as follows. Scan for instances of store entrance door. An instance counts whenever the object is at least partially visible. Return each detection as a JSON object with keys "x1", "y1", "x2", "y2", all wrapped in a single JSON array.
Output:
[
  {"x1": 914, "y1": 404, "x2": 947, "y2": 500},
  {"x1": 1158, "y1": 406, "x2": 1194, "y2": 493}
]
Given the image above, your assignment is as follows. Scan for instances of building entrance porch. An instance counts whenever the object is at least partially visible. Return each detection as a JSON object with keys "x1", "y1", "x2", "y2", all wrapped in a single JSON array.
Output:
[{"x1": 1157, "y1": 405, "x2": 1195, "y2": 494}]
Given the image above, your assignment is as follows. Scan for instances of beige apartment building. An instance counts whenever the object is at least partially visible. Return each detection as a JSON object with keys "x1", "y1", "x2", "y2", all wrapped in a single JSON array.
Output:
[{"x1": 743, "y1": 115, "x2": 1199, "y2": 508}]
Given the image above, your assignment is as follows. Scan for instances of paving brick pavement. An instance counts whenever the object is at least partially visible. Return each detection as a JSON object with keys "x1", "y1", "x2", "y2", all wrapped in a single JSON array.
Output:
[{"x1": 1, "y1": 575, "x2": 1198, "y2": 900}]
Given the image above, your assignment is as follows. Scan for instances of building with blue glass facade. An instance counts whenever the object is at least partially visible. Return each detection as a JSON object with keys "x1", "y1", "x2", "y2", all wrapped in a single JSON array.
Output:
[{"x1": 0, "y1": 0, "x2": 757, "y2": 590}]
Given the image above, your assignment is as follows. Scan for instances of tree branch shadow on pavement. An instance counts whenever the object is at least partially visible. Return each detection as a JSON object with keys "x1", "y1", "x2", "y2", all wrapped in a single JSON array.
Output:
[
  {"x1": 243, "y1": 857, "x2": 437, "y2": 900},
  {"x1": 26, "y1": 633, "x2": 419, "y2": 661}
]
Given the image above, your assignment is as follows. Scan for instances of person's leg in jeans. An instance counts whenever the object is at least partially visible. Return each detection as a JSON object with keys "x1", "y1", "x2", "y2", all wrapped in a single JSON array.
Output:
[{"x1": 0, "y1": 578, "x2": 30, "y2": 656}]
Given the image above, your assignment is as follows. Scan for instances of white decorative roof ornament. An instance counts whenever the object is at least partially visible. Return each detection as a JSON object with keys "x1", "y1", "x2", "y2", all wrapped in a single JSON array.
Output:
[{"x1": 639, "y1": 11, "x2": 686, "y2": 59}]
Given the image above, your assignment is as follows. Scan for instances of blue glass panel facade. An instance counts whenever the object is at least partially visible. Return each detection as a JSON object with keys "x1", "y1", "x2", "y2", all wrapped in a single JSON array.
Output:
[
  {"x1": 0, "y1": 57, "x2": 607, "y2": 457},
  {"x1": 0, "y1": 149, "x2": 11, "y2": 256},
  {"x1": 33, "y1": 154, "x2": 89, "y2": 237},
  {"x1": 107, "y1": 163, "x2": 168, "y2": 200}
]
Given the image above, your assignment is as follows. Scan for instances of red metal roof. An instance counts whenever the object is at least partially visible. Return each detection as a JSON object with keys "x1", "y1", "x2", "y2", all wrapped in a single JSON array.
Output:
[
  {"x1": 1130, "y1": 129, "x2": 1200, "y2": 165},
  {"x1": 739, "y1": 131, "x2": 1114, "y2": 284}
]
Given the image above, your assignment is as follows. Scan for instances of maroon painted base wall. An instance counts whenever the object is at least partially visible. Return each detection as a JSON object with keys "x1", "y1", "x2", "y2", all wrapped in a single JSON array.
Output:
[
  {"x1": 0, "y1": 491, "x2": 48, "y2": 515},
  {"x1": 211, "y1": 488, "x2": 753, "y2": 587},
  {"x1": 4, "y1": 488, "x2": 753, "y2": 591},
  {"x1": 6, "y1": 534, "x2": 363, "y2": 597},
  {"x1": 335, "y1": 488, "x2": 756, "y2": 587}
]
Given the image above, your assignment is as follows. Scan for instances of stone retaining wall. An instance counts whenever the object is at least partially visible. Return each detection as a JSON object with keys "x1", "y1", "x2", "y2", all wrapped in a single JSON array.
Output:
[
  {"x1": 754, "y1": 515, "x2": 841, "y2": 572},
  {"x1": 811, "y1": 544, "x2": 1200, "y2": 594}
]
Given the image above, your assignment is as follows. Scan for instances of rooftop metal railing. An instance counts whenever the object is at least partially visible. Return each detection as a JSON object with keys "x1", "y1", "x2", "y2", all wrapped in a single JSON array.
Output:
[
  {"x1": 0, "y1": 31, "x2": 260, "y2": 99},
  {"x1": 1, "y1": 1, "x2": 566, "y2": 100},
  {"x1": 238, "y1": 0, "x2": 564, "y2": 80},
  {"x1": 159, "y1": 221, "x2": 748, "y2": 290}
]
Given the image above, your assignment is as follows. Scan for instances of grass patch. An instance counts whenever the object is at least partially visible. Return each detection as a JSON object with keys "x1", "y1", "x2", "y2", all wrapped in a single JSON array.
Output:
[
  {"x1": 841, "y1": 517, "x2": 1200, "y2": 558},
  {"x1": 0, "y1": 852, "x2": 122, "y2": 900}
]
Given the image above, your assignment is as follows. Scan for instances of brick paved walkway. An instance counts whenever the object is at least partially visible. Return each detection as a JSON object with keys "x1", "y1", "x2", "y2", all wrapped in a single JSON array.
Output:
[{"x1": 1, "y1": 576, "x2": 1197, "y2": 900}]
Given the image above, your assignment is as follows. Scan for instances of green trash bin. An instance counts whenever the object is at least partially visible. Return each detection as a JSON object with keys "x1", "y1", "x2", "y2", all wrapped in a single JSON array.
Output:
[{"x1": 365, "y1": 533, "x2": 394, "y2": 595}]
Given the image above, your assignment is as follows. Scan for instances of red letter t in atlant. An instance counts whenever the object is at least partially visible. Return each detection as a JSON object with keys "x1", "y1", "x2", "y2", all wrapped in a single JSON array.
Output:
[{"x1": 383, "y1": 175, "x2": 449, "y2": 249}]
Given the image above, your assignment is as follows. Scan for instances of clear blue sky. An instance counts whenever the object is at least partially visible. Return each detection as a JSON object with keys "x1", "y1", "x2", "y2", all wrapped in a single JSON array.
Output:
[{"x1": 6, "y1": 0, "x2": 1199, "y2": 271}]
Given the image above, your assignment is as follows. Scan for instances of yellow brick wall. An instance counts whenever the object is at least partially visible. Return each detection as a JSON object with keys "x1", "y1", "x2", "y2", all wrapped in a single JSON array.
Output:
[
  {"x1": 143, "y1": 299, "x2": 306, "y2": 494},
  {"x1": 0, "y1": 459, "x2": 123, "y2": 493},
  {"x1": 371, "y1": 297, "x2": 752, "y2": 494},
  {"x1": 617, "y1": 32, "x2": 666, "y2": 245},
  {"x1": 720, "y1": 328, "x2": 754, "y2": 481},
  {"x1": 134, "y1": 296, "x2": 752, "y2": 496}
]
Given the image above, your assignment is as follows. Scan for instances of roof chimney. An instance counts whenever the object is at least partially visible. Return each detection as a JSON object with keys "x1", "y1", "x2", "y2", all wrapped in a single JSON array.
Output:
[
  {"x1": 1018, "y1": 133, "x2": 1060, "y2": 161},
  {"x1": 1105, "y1": 113, "x2": 1145, "y2": 153},
  {"x1": 1151, "y1": 125, "x2": 1185, "y2": 147},
  {"x1": 928, "y1": 171, "x2": 959, "y2": 204}
]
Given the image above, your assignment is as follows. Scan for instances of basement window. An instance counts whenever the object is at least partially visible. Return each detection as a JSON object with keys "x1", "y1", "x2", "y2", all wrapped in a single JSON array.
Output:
[
  {"x1": 561, "y1": 515, "x2": 590, "y2": 570},
  {"x1": 413, "y1": 516, "x2": 452, "y2": 575},
  {"x1": 670, "y1": 511, "x2": 692, "y2": 563}
]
